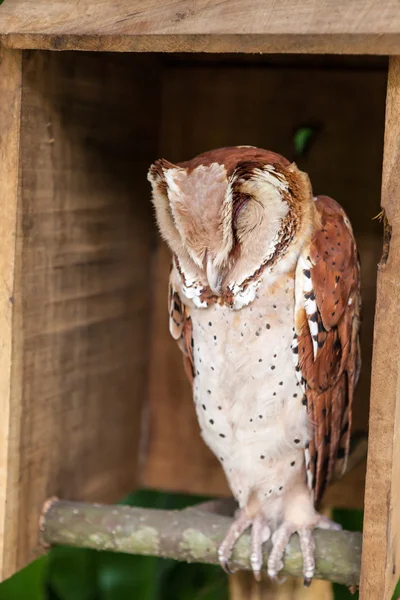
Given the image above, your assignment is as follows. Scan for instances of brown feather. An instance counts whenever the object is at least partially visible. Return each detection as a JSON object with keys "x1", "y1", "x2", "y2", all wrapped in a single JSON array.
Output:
[{"x1": 297, "y1": 195, "x2": 361, "y2": 504}]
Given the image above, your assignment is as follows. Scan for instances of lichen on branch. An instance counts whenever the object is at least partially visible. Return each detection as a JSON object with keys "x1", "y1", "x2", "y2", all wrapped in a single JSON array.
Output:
[{"x1": 40, "y1": 499, "x2": 361, "y2": 586}]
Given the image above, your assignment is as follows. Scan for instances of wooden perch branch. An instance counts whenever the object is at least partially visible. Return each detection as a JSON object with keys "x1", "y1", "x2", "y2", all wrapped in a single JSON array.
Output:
[{"x1": 40, "y1": 499, "x2": 361, "y2": 586}]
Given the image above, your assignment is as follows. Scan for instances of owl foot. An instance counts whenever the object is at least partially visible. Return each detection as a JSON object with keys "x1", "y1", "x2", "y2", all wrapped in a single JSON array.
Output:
[
  {"x1": 218, "y1": 510, "x2": 270, "y2": 581},
  {"x1": 267, "y1": 516, "x2": 342, "y2": 585}
]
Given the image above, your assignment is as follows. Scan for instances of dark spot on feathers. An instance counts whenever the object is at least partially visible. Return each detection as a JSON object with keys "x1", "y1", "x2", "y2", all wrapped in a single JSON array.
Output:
[
  {"x1": 294, "y1": 438, "x2": 300, "y2": 444},
  {"x1": 303, "y1": 269, "x2": 311, "y2": 278},
  {"x1": 318, "y1": 340, "x2": 325, "y2": 348},
  {"x1": 259, "y1": 358, "x2": 263, "y2": 362},
  {"x1": 302, "y1": 397, "x2": 307, "y2": 406},
  {"x1": 219, "y1": 433, "x2": 226, "y2": 438},
  {"x1": 207, "y1": 390, "x2": 211, "y2": 394},
  {"x1": 279, "y1": 486, "x2": 283, "y2": 491},
  {"x1": 312, "y1": 334, "x2": 318, "y2": 341},
  {"x1": 208, "y1": 321, "x2": 212, "y2": 326},
  {"x1": 218, "y1": 406, "x2": 222, "y2": 410},
  {"x1": 260, "y1": 455, "x2": 265, "y2": 459},
  {"x1": 209, "y1": 419, "x2": 214, "y2": 425},
  {"x1": 271, "y1": 365, "x2": 276, "y2": 370},
  {"x1": 279, "y1": 381, "x2": 283, "y2": 386},
  {"x1": 310, "y1": 312, "x2": 318, "y2": 322},
  {"x1": 337, "y1": 447, "x2": 346, "y2": 459},
  {"x1": 266, "y1": 323, "x2": 271, "y2": 329},
  {"x1": 291, "y1": 461, "x2": 295, "y2": 466},
  {"x1": 202, "y1": 405, "x2": 206, "y2": 410},
  {"x1": 214, "y1": 335, "x2": 217, "y2": 340},
  {"x1": 259, "y1": 415, "x2": 263, "y2": 419},
  {"x1": 335, "y1": 275, "x2": 340, "y2": 283},
  {"x1": 333, "y1": 339, "x2": 341, "y2": 351},
  {"x1": 293, "y1": 393, "x2": 297, "y2": 398},
  {"x1": 322, "y1": 408, "x2": 327, "y2": 416},
  {"x1": 211, "y1": 366, "x2": 215, "y2": 371}
]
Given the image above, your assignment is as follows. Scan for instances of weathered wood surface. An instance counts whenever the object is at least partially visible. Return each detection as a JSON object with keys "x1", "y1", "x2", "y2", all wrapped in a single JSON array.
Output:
[
  {"x1": 360, "y1": 56, "x2": 400, "y2": 600},
  {"x1": 0, "y1": 50, "x2": 160, "y2": 580},
  {"x1": 0, "y1": 45, "x2": 22, "y2": 583},
  {"x1": 142, "y1": 59, "x2": 385, "y2": 506},
  {"x1": 0, "y1": 0, "x2": 400, "y2": 54}
]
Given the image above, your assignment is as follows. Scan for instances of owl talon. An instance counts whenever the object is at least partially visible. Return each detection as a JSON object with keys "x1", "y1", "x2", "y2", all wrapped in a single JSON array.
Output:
[
  {"x1": 220, "y1": 561, "x2": 233, "y2": 575},
  {"x1": 218, "y1": 511, "x2": 271, "y2": 580}
]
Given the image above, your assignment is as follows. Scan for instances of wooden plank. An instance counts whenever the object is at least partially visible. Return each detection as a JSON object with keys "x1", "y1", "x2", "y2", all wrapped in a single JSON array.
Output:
[
  {"x1": 230, "y1": 570, "x2": 333, "y2": 599},
  {"x1": 360, "y1": 56, "x2": 400, "y2": 600},
  {"x1": 142, "y1": 60, "x2": 385, "y2": 501},
  {"x1": 0, "y1": 46, "x2": 22, "y2": 582},
  {"x1": 1, "y1": 51, "x2": 160, "y2": 579},
  {"x1": 1, "y1": 0, "x2": 400, "y2": 54}
]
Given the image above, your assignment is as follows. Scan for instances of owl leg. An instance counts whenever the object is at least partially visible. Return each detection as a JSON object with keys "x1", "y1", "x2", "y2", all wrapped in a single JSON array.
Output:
[
  {"x1": 250, "y1": 515, "x2": 271, "y2": 581},
  {"x1": 218, "y1": 511, "x2": 270, "y2": 579},
  {"x1": 217, "y1": 509, "x2": 251, "y2": 573},
  {"x1": 267, "y1": 515, "x2": 342, "y2": 585}
]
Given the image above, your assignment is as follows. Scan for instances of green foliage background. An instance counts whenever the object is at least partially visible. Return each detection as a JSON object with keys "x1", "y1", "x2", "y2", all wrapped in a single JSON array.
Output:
[{"x1": 1, "y1": 490, "x2": 399, "y2": 600}]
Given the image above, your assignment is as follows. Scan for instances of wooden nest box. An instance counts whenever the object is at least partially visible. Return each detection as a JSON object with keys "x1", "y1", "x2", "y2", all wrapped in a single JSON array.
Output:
[{"x1": 0, "y1": 2, "x2": 399, "y2": 598}]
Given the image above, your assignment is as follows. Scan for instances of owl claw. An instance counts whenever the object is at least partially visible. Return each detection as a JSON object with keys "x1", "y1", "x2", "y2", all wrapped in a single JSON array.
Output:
[
  {"x1": 220, "y1": 561, "x2": 233, "y2": 575},
  {"x1": 218, "y1": 511, "x2": 270, "y2": 581},
  {"x1": 267, "y1": 515, "x2": 341, "y2": 583}
]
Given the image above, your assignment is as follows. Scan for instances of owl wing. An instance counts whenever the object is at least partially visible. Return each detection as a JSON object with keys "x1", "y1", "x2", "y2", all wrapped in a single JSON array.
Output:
[
  {"x1": 169, "y1": 265, "x2": 195, "y2": 385},
  {"x1": 293, "y1": 195, "x2": 361, "y2": 504}
]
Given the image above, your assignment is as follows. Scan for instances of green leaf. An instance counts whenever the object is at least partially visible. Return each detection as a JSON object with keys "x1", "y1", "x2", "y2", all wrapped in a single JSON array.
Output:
[
  {"x1": 47, "y1": 547, "x2": 97, "y2": 600},
  {"x1": 293, "y1": 126, "x2": 315, "y2": 157},
  {"x1": 0, "y1": 555, "x2": 48, "y2": 600}
]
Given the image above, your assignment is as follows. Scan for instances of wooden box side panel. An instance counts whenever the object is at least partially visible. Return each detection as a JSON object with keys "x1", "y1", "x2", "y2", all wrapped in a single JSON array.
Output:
[
  {"x1": 360, "y1": 56, "x2": 400, "y2": 600},
  {"x1": 142, "y1": 58, "x2": 386, "y2": 506},
  {"x1": 2, "y1": 51, "x2": 160, "y2": 578},
  {"x1": 0, "y1": 46, "x2": 22, "y2": 581}
]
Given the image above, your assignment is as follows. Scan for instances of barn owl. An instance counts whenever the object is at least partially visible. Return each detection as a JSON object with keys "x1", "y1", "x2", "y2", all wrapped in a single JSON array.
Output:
[{"x1": 148, "y1": 146, "x2": 361, "y2": 584}]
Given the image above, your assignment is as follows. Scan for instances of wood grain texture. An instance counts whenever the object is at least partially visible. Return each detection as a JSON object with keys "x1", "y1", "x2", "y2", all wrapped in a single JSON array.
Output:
[
  {"x1": 142, "y1": 59, "x2": 385, "y2": 503},
  {"x1": 1, "y1": 0, "x2": 400, "y2": 54},
  {"x1": 360, "y1": 56, "x2": 400, "y2": 600},
  {"x1": 1, "y1": 51, "x2": 160, "y2": 579},
  {"x1": 0, "y1": 46, "x2": 22, "y2": 582}
]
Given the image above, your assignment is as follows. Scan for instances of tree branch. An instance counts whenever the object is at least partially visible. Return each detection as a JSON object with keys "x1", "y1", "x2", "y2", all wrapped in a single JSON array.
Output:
[{"x1": 40, "y1": 499, "x2": 361, "y2": 586}]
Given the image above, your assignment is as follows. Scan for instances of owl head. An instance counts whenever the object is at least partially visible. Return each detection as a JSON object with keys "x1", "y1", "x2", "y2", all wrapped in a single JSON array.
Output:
[{"x1": 148, "y1": 146, "x2": 315, "y2": 295}]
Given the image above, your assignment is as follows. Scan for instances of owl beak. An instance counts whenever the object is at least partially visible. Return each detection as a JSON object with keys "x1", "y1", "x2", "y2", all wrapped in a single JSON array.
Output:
[{"x1": 206, "y1": 257, "x2": 222, "y2": 295}]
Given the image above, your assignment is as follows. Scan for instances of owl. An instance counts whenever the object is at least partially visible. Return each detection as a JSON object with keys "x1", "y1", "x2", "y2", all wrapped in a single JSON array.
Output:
[{"x1": 148, "y1": 146, "x2": 361, "y2": 584}]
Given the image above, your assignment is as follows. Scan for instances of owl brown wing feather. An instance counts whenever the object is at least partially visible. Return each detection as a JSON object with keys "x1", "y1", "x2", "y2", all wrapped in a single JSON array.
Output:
[
  {"x1": 169, "y1": 267, "x2": 195, "y2": 385},
  {"x1": 294, "y1": 195, "x2": 361, "y2": 504}
]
